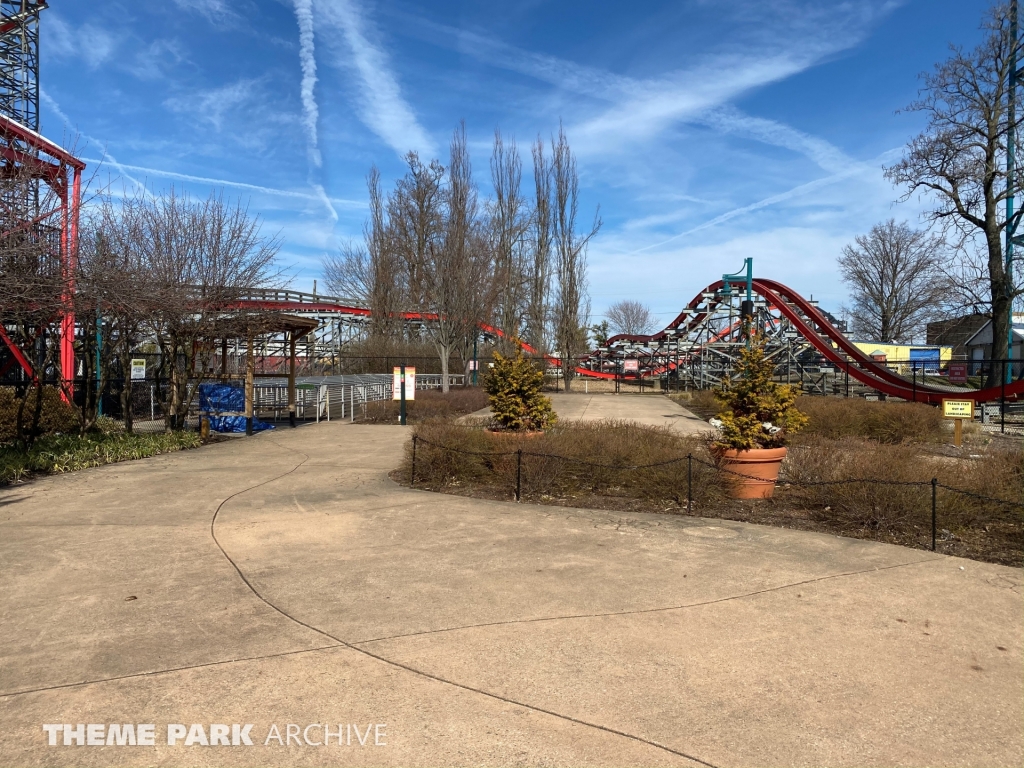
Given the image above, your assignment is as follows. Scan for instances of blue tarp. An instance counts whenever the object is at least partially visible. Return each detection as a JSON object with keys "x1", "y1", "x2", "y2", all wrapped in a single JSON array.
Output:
[
  {"x1": 208, "y1": 415, "x2": 274, "y2": 433},
  {"x1": 199, "y1": 383, "x2": 245, "y2": 413},
  {"x1": 199, "y1": 383, "x2": 274, "y2": 433}
]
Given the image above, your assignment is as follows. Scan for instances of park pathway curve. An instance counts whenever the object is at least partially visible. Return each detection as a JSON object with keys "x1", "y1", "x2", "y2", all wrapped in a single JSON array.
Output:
[{"x1": 1, "y1": 417, "x2": 1021, "y2": 767}]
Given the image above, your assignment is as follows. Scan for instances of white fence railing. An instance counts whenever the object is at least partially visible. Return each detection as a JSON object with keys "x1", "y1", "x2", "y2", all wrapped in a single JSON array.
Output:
[{"x1": 254, "y1": 373, "x2": 465, "y2": 423}]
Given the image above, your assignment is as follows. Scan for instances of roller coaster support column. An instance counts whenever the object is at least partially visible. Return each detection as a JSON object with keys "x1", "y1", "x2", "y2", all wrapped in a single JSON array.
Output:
[
  {"x1": 288, "y1": 332, "x2": 297, "y2": 428},
  {"x1": 245, "y1": 331, "x2": 255, "y2": 436},
  {"x1": 59, "y1": 166, "x2": 82, "y2": 401},
  {"x1": 722, "y1": 258, "x2": 754, "y2": 338}
]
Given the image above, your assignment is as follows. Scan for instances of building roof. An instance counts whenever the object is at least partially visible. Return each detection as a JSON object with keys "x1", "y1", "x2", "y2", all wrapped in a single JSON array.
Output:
[{"x1": 964, "y1": 320, "x2": 1024, "y2": 347}]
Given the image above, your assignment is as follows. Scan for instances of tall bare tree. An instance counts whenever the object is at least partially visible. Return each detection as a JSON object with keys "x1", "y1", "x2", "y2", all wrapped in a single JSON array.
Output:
[
  {"x1": 837, "y1": 220, "x2": 948, "y2": 343},
  {"x1": 606, "y1": 299, "x2": 656, "y2": 336},
  {"x1": 526, "y1": 137, "x2": 553, "y2": 356},
  {"x1": 416, "y1": 123, "x2": 484, "y2": 392},
  {"x1": 389, "y1": 154, "x2": 445, "y2": 320},
  {"x1": 489, "y1": 130, "x2": 530, "y2": 351},
  {"x1": 885, "y1": 3, "x2": 1023, "y2": 372},
  {"x1": 550, "y1": 125, "x2": 601, "y2": 391}
]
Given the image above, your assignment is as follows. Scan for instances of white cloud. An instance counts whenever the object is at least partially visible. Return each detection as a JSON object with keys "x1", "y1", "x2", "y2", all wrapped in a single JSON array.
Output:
[
  {"x1": 76, "y1": 156, "x2": 364, "y2": 208},
  {"x1": 164, "y1": 79, "x2": 263, "y2": 132},
  {"x1": 410, "y1": 7, "x2": 878, "y2": 166},
  {"x1": 172, "y1": 0, "x2": 238, "y2": 25},
  {"x1": 292, "y1": 0, "x2": 322, "y2": 168},
  {"x1": 45, "y1": 15, "x2": 116, "y2": 69},
  {"x1": 316, "y1": 0, "x2": 435, "y2": 159},
  {"x1": 41, "y1": 89, "x2": 154, "y2": 197}
]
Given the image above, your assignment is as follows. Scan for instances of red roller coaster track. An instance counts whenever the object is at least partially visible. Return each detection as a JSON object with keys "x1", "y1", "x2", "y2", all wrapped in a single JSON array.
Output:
[{"x1": 234, "y1": 277, "x2": 1023, "y2": 403}]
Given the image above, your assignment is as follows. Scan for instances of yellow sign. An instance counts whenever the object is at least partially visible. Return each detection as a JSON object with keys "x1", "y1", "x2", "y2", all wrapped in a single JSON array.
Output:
[
  {"x1": 942, "y1": 399, "x2": 973, "y2": 419},
  {"x1": 392, "y1": 366, "x2": 416, "y2": 401}
]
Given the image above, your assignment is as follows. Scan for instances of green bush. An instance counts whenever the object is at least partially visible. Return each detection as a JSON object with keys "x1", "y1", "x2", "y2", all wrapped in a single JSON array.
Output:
[
  {"x1": 714, "y1": 334, "x2": 807, "y2": 450},
  {"x1": 0, "y1": 431, "x2": 201, "y2": 485},
  {"x1": 0, "y1": 386, "x2": 80, "y2": 445},
  {"x1": 484, "y1": 342, "x2": 556, "y2": 431}
]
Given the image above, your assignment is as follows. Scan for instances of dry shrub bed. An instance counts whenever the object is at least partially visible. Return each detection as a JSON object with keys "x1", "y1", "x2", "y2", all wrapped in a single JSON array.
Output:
[
  {"x1": 406, "y1": 420, "x2": 724, "y2": 508},
  {"x1": 361, "y1": 387, "x2": 489, "y2": 424},
  {"x1": 674, "y1": 390, "x2": 949, "y2": 444},
  {"x1": 402, "y1": 419, "x2": 1023, "y2": 566},
  {"x1": 795, "y1": 397, "x2": 946, "y2": 444},
  {"x1": 783, "y1": 436, "x2": 1021, "y2": 564}
]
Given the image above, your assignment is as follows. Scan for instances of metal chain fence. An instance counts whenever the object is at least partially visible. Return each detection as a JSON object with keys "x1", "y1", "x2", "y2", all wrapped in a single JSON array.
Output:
[{"x1": 409, "y1": 436, "x2": 1023, "y2": 556}]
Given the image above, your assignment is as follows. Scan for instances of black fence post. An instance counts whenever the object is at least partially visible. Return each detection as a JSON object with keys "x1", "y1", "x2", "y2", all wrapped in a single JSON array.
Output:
[
  {"x1": 845, "y1": 360, "x2": 850, "y2": 398},
  {"x1": 1001, "y1": 360, "x2": 1006, "y2": 434},
  {"x1": 515, "y1": 449, "x2": 522, "y2": 502},
  {"x1": 687, "y1": 453, "x2": 693, "y2": 512},
  {"x1": 411, "y1": 435, "x2": 417, "y2": 486},
  {"x1": 931, "y1": 478, "x2": 938, "y2": 552}
]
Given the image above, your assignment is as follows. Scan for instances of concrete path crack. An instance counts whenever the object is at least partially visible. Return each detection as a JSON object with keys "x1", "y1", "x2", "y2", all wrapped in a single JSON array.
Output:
[
  {"x1": 350, "y1": 556, "x2": 941, "y2": 645},
  {"x1": 206, "y1": 444, "x2": 720, "y2": 767}
]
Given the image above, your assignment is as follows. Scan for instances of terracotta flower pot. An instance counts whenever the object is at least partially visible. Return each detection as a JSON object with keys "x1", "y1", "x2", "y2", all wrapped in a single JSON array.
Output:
[{"x1": 717, "y1": 446, "x2": 787, "y2": 499}]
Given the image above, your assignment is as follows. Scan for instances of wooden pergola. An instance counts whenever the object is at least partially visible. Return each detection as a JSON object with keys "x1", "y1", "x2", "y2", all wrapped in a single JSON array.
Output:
[{"x1": 203, "y1": 312, "x2": 318, "y2": 435}]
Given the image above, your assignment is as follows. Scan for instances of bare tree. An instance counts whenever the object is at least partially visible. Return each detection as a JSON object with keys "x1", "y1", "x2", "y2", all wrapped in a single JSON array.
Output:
[
  {"x1": 606, "y1": 299, "x2": 656, "y2": 336},
  {"x1": 489, "y1": 130, "x2": 530, "y2": 351},
  {"x1": 884, "y1": 3, "x2": 1023, "y2": 372},
  {"x1": 75, "y1": 190, "x2": 152, "y2": 432},
  {"x1": 550, "y1": 124, "x2": 601, "y2": 391},
  {"x1": 366, "y1": 165, "x2": 409, "y2": 341},
  {"x1": 415, "y1": 123, "x2": 484, "y2": 392},
  {"x1": 526, "y1": 137, "x2": 552, "y2": 356},
  {"x1": 389, "y1": 154, "x2": 445, "y2": 329},
  {"x1": 322, "y1": 240, "x2": 372, "y2": 305},
  {"x1": 837, "y1": 220, "x2": 948, "y2": 343},
  {"x1": 140, "y1": 189, "x2": 281, "y2": 428}
]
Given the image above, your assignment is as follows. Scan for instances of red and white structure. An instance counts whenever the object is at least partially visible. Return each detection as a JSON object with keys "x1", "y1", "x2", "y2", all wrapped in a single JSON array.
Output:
[{"x1": 0, "y1": 113, "x2": 84, "y2": 392}]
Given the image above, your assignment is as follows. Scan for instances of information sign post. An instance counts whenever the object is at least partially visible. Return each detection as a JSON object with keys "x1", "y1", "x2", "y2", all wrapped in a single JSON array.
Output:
[{"x1": 942, "y1": 398, "x2": 974, "y2": 447}]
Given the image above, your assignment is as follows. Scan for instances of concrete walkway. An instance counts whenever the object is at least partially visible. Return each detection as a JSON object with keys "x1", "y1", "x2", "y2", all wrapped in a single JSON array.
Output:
[
  {"x1": 0, "y1": 421, "x2": 1021, "y2": 767},
  {"x1": 547, "y1": 393, "x2": 710, "y2": 434},
  {"x1": 464, "y1": 392, "x2": 711, "y2": 436}
]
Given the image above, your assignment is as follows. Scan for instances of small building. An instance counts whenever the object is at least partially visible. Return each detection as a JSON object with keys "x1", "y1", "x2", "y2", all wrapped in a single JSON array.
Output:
[
  {"x1": 849, "y1": 341, "x2": 953, "y2": 372},
  {"x1": 926, "y1": 314, "x2": 989, "y2": 357},
  {"x1": 963, "y1": 314, "x2": 1024, "y2": 364}
]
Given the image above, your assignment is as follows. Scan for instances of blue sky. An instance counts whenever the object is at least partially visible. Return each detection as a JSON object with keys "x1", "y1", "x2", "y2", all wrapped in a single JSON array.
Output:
[{"x1": 42, "y1": 0, "x2": 989, "y2": 327}]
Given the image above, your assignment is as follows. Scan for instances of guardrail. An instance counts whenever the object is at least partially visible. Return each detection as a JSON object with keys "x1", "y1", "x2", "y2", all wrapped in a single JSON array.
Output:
[{"x1": 254, "y1": 373, "x2": 466, "y2": 423}]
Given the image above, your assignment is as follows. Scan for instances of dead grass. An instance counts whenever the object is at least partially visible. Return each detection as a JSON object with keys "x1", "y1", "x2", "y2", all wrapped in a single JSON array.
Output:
[
  {"x1": 669, "y1": 390, "x2": 721, "y2": 420},
  {"x1": 399, "y1": 419, "x2": 1023, "y2": 566},
  {"x1": 795, "y1": 397, "x2": 946, "y2": 444},
  {"x1": 406, "y1": 419, "x2": 724, "y2": 507},
  {"x1": 361, "y1": 387, "x2": 489, "y2": 424}
]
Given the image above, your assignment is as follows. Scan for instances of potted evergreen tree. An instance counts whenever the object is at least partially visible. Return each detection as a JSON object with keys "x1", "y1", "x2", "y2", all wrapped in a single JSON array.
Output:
[
  {"x1": 484, "y1": 340, "x2": 557, "y2": 432},
  {"x1": 711, "y1": 333, "x2": 807, "y2": 498}
]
